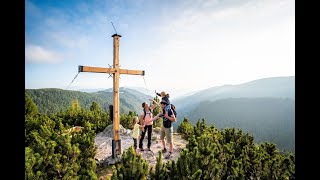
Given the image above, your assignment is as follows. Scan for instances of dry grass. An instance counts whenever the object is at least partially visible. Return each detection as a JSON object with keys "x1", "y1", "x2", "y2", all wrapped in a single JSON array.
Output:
[{"x1": 96, "y1": 165, "x2": 114, "y2": 180}]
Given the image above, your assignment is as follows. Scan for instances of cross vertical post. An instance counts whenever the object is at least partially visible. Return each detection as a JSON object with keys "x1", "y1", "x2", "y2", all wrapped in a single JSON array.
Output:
[
  {"x1": 78, "y1": 34, "x2": 145, "y2": 158},
  {"x1": 112, "y1": 34, "x2": 121, "y2": 157}
]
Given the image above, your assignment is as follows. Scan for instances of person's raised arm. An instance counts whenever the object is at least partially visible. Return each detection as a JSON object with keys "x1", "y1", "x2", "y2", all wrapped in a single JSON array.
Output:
[
  {"x1": 155, "y1": 90, "x2": 161, "y2": 97},
  {"x1": 149, "y1": 99, "x2": 158, "y2": 111}
]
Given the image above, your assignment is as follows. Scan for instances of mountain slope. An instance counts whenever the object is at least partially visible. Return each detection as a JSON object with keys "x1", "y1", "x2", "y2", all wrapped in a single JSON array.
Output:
[
  {"x1": 174, "y1": 76, "x2": 295, "y2": 111},
  {"x1": 25, "y1": 87, "x2": 152, "y2": 115},
  {"x1": 179, "y1": 97, "x2": 295, "y2": 152}
]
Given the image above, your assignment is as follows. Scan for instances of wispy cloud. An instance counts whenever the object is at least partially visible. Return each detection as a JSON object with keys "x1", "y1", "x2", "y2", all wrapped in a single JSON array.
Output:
[
  {"x1": 26, "y1": 1, "x2": 106, "y2": 50},
  {"x1": 136, "y1": 0, "x2": 294, "y2": 92},
  {"x1": 25, "y1": 44, "x2": 64, "y2": 64},
  {"x1": 157, "y1": 0, "x2": 293, "y2": 35},
  {"x1": 150, "y1": 0, "x2": 294, "y2": 58}
]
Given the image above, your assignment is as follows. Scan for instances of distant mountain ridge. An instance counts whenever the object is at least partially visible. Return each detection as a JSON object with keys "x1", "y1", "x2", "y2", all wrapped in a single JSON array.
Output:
[
  {"x1": 25, "y1": 87, "x2": 153, "y2": 115},
  {"x1": 78, "y1": 88, "x2": 105, "y2": 93},
  {"x1": 174, "y1": 76, "x2": 294, "y2": 110}
]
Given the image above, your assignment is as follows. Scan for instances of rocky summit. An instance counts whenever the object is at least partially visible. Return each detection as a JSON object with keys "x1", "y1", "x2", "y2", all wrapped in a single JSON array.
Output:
[{"x1": 94, "y1": 124, "x2": 187, "y2": 168}]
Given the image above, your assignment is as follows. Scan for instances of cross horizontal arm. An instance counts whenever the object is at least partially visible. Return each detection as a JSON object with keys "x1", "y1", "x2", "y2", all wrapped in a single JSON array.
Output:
[
  {"x1": 79, "y1": 66, "x2": 116, "y2": 73},
  {"x1": 79, "y1": 65, "x2": 144, "y2": 76},
  {"x1": 119, "y1": 69, "x2": 144, "y2": 75}
]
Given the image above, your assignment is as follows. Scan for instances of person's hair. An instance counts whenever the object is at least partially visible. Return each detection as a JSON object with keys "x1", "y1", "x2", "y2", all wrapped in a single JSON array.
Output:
[
  {"x1": 132, "y1": 116, "x2": 139, "y2": 126},
  {"x1": 142, "y1": 102, "x2": 147, "y2": 108},
  {"x1": 160, "y1": 91, "x2": 170, "y2": 98},
  {"x1": 160, "y1": 101, "x2": 167, "y2": 105}
]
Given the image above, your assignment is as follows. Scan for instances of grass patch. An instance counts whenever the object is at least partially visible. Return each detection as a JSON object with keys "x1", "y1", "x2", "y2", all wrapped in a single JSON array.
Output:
[{"x1": 96, "y1": 164, "x2": 114, "y2": 180}]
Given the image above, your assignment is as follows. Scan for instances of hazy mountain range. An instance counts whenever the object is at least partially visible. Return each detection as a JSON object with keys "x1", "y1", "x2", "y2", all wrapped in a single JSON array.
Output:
[{"x1": 174, "y1": 76, "x2": 294, "y2": 109}]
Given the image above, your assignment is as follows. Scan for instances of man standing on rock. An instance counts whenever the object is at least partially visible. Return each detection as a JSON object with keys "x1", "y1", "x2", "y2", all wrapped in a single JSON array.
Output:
[
  {"x1": 139, "y1": 100, "x2": 157, "y2": 151},
  {"x1": 159, "y1": 99, "x2": 176, "y2": 159}
]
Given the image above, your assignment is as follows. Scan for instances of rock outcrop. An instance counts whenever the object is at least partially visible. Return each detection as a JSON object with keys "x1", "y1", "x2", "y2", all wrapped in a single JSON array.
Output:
[{"x1": 94, "y1": 124, "x2": 187, "y2": 168}]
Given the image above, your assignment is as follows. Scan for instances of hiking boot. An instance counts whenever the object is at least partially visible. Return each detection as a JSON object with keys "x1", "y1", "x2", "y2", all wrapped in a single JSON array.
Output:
[
  {"x1": 147, "y1": 148, "x2": 151, "y2": 151},
  {"x1": 140, "y1": 148, "x2": 144, "y2": 151},
  {"x1": 162, "y1": 148, "x2": 167, "y2": 153}
]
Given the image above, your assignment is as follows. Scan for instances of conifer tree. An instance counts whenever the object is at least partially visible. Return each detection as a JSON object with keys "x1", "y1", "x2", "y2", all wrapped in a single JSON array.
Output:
[
  {"x1": 152, "y1": 95, "x2": 162, "y2": 128},
  {"x1": 90, "y1": 102, "x2": 102, "y2": 112},
  {"x1": 25, "y1": 93, "x2": 38, "y2": 116},
  {"x1": 166, "y1": 160, "x2": 179, "y2": 180},
  {"x1": 25, "y1": 147, "x2": 42, "y2": 179},
  {"x1": 68, "y1": 99, "x2": 82, "y2": 116},
  {"x1": 177, "y1": 117, "x2": 194, "y2": 138},
  {"x1": 193, "y1": 118, "x2": 208, "y2": 137},
  {"x1": 149, "y1": 151, "x2": 168, "y2": 180},
  {"x1": 111, "y1": 146, "x2": 149, "y2": 180},
  {"x1": 73, "y1": 121, "x2": 98, "y2": 179},
  {"x1": 120, "y1": 111, "x2": 137, "y2": 129},
  {"x1": 191, "y1": 169, "x2": 202, "y2": 180},
  {"x1": 175, "y1": 147, "x2": 203, "y2": 179}
]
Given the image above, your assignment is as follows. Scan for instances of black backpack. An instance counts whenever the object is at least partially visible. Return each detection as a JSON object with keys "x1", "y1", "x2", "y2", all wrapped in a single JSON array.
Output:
[
  {"x1": 171, "y1": 104, "x2": 177, "y2": 117},
  {"x1": 143, "y1": 108, "x2": 152, "y2": 120}
]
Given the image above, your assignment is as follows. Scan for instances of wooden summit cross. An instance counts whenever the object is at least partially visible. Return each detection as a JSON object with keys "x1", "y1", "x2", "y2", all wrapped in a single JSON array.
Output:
[{"x1": 78, "y1": 34, "x2": 145, "y2": 158}]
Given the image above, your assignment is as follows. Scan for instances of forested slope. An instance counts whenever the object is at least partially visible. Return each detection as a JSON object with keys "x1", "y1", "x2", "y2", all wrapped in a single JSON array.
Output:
[{"x1": 25, "y1": 87, "x2": 152, "y2": 115}]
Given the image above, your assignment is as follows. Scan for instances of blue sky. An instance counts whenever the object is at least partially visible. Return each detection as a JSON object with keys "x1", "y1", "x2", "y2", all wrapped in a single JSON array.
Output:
[{"x1": 25, "y1": 0, "x2": 295, "y2": 98}]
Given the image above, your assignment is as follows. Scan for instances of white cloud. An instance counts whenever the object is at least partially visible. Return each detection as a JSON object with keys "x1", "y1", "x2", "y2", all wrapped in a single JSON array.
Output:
[
  {"x1": 133, "y1": 0, "x2": 295, "y2": 95},
  {"x1": 25, "y1": 45, "x2": 64, "y2": 64}
]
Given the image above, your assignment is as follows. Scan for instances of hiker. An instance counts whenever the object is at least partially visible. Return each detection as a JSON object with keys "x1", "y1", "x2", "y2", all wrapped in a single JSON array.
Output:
[
  {"x1": 156, "y1": 91, "x2": 171, "y2": 112},
  {"x1": 132, "y1": 116, "x2": 141, "y2": 156},
  {"x1": 159, "y1": 99, "x2": 176, "y2": 158},
  {"x1": 139, "y1": 100, "x2": 157, "y2": 151}
]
